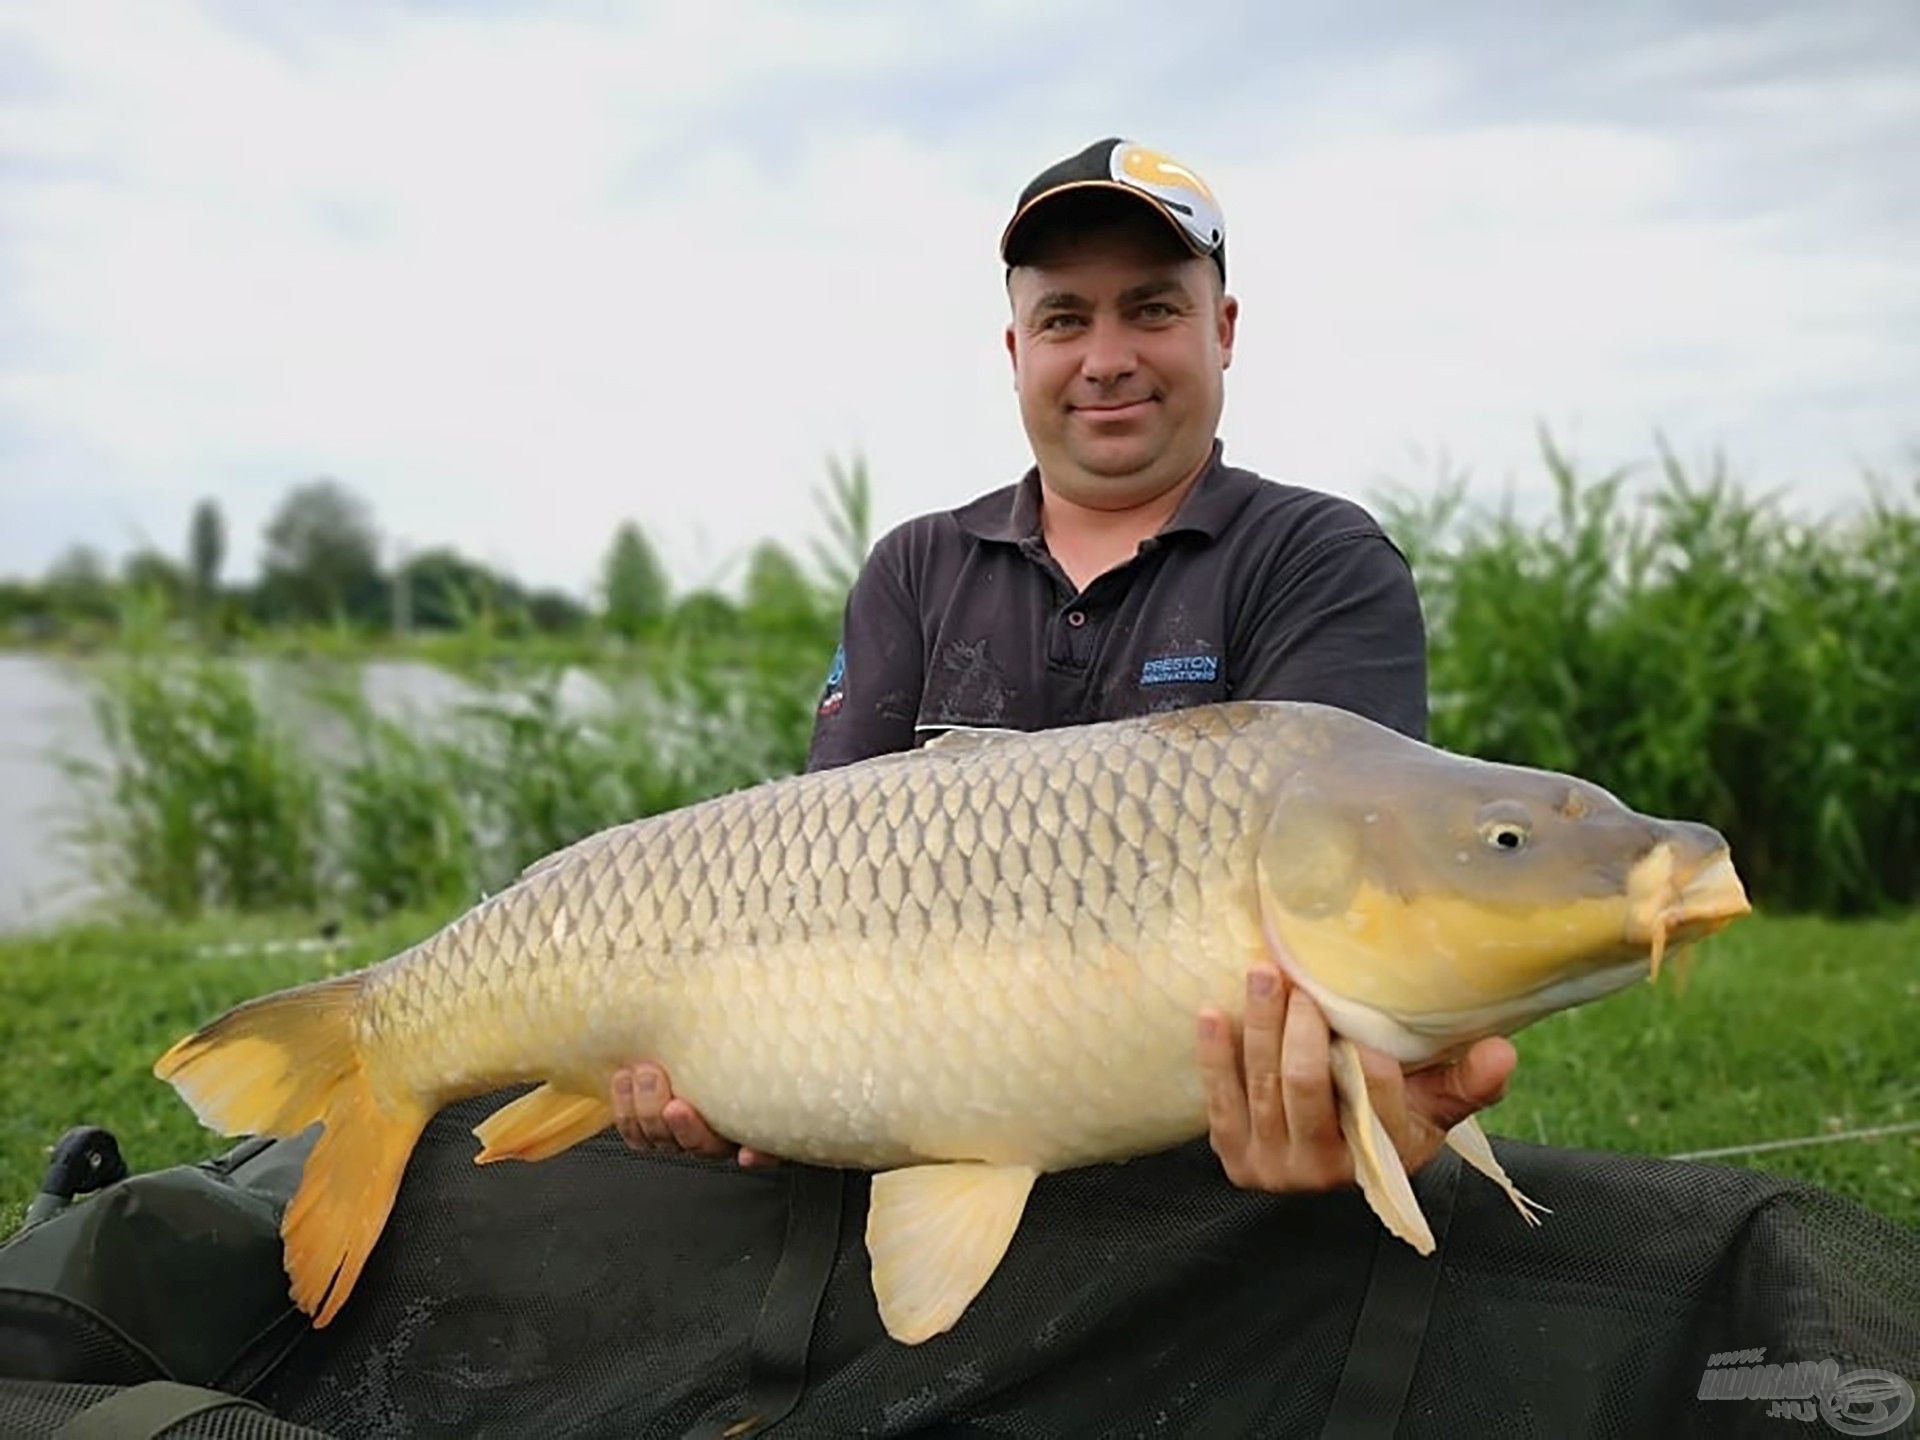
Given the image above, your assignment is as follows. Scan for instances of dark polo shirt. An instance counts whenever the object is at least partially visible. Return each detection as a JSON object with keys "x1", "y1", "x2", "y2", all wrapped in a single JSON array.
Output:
[{"x1": 808, "y1": 441, "x2": 1427, "y2": 770}]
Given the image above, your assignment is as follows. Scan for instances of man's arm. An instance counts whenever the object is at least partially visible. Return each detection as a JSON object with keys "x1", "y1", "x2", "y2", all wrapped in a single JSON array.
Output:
[{"x1": 805, "y1": 531, "x2": 926, "y2": 772}]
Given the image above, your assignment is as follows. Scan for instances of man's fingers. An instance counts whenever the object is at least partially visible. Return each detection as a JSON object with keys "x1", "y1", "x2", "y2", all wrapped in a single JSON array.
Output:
[
  {"x1": 1240, "y1": 966, "x2": 1289, "y2": 1143},
  {"x1": 1357, "y1": 1042, "x2": 1417, "y2": 1157},
  {"x1": 662, "y1": 1098, "x2": 733, "y2": 1158},
  {"x1": 1197, "y1": 1009, "x2": 1250, "y2": 1159},
  {"x1": 622, "y1": 1064, "x2": 677, "y2": 1149},
  {"x1": 1279, "y1": 988, "x2": 1337, "y2": 1147},
  {"x1": 1407, "y1": 1037, "x2": 1517, "y2": 1133}
]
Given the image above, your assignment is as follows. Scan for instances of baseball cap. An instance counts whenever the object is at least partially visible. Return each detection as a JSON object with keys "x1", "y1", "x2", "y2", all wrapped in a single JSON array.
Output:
[{"x1": 999, "y1": 137, "x2": 1226, "y2": 280}]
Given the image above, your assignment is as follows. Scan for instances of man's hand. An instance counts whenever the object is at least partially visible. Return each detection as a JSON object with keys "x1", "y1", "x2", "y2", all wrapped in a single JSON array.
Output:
[
  {"x1": 1198, "y1": 963, "x2": 1516, "y2": 1193},
  {"x1": 609, "y1": 1063, "x2": 780, "y2": 1169}
]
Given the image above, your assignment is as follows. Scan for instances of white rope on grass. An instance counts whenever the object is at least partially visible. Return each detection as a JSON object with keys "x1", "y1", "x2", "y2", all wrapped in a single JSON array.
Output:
[
  {"x1": 190, "y1": 937, "x2": 347, "y2": 959},
  {"x1": 1670, "y1": 1120, "x2": 1920, "y2": 1162}
]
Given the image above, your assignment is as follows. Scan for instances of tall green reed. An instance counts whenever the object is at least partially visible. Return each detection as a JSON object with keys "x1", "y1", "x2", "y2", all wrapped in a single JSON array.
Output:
[
  {"x1": 71, "y1": 655, "x2": 325, "y2": 915},
  {"x1": 1381, "y1": 436, "x2": 1919, "y2": 913}
]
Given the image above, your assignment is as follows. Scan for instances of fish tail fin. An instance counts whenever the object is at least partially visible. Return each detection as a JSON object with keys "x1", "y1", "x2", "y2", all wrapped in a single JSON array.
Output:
[
  {"x1": 153, "y1": 973, "x2": 430, "y2": 1326},
  {"x1": 1330, "y1": 1038, "x2": 1436, "y2": 1255}
]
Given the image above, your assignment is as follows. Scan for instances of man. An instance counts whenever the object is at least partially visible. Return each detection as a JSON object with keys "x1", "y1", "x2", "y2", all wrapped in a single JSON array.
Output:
[
  {"x1": 590, "y1": 141, "x2": 1520, "y2": 1435},
  {"x1": 615, "y1": 138, "x2": 1516, "y2": 1189}
]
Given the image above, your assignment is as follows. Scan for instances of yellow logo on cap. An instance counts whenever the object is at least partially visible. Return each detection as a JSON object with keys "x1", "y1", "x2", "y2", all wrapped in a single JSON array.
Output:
[{"x1": 1118, "y1": 145, "x2": 1217, "y2": 205}]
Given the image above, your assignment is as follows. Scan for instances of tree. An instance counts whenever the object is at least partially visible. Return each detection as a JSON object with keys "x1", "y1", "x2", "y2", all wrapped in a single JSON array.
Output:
[
  {"x1": 743, "y1": 540, "x2": 816, "y2": 626},
  {"x1": 122, "y1": 549, "x2": 186, "y2": 607},
  {"x1": 188, "y1": 498, "x2": 225, "y2": 603},
  {"x1": 45, "y1": 544, "x2": 113, "y2": 619},
  {"x1": 398, "y1": 548, "x2": 527, "y2": 631},
  {"x1": 259, "y1": 479, "x2": 383, "y2": 623},
  {"x1": 601, "y1": 521, "x2": 670, "y2": 638},
  {"x1": 526, "y1": 588, "x2": 589, "y2": 634}
]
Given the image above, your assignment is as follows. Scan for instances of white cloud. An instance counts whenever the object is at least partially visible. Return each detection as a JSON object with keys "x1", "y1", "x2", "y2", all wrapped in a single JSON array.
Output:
[{"x1": 2, "y1": 1, "x2": 1915, "y2": 594}]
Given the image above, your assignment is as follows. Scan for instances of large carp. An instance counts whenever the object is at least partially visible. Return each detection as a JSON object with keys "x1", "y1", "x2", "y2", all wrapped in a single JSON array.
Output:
[{"x1": 156, "y1": 701, "x2": 1749, "y2": 1344}]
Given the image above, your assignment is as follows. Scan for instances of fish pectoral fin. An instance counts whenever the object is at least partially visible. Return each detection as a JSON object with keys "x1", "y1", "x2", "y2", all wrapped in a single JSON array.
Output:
[
  {"x1": 865, "y1": 1161, "x2": 1038, "y2": 1345},
  {"x1": 473, "y1": 1083, "x2": 614, "y2": 1164},
  {"x1": 1445, "y1": 1116, "x2": 1551, "y2": 1226},
  {"x1": 1329, "y1": 1038, "x2": 1435, "y2": 1255}
]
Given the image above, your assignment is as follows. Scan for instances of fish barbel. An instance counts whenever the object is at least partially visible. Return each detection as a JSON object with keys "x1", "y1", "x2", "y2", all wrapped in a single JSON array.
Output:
[{"x1": 155, "y1": 701, "x2": 1750, "y2": 1343}]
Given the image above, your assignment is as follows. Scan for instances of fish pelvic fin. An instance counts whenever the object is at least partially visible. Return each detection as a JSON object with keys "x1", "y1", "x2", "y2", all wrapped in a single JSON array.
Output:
[
  {"x1": 473, "y1": 1083, "x2": 613, "y2": 1163},
  {"x1": 1445, "y1": 1116, "x2": 1551, "y2": 1226},
  {"x1": 866, "y1": 1162, "x2": 1038, "y2": 1345},
  {"x1": 1329, "y1": 1038, "x2": 1435, "y2": 1255},
  {"x1": 153, "y1": 972, "x2": 430, "y2": 1328}
]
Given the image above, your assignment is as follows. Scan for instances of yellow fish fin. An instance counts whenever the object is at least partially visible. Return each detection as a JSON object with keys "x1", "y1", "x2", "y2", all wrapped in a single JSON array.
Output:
[
  {"x1": 865, "y1": 1161, "x2": 1038, "y2": 1345},
  {"x1": 153, "y1": 972, "x2": 430, "y2": 1328},
  {"x1": 1329, "y1": 1038, "x2": 1435, "y2": 1255},
  {"x1": 473, "y1": 1083, "x2": 613, "y2": 1163},
  {"x1": 1445, "y1": 1116, "x2": 1551, "y2": 1226}
]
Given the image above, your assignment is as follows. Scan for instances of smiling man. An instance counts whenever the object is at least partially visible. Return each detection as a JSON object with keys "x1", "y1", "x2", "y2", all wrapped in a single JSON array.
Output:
[
  {"x1": 619, "y1": 139, "x2": 1513, "y2": 1184},
  {"x1": 603, "y1": 140, "x2": 1517, "y2": 1430}
]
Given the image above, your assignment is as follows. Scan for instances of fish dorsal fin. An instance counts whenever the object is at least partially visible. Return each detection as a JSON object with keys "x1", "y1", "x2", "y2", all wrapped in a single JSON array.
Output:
[
  {"x1": 1445, "y1": 1115, "x2": 1551, "y2": 1226},
  {"x1": 865, "y1": 1162, "x2": 1038, "y2": 1344},
  {"x1": 917, "y1": 725, "x2": 1024, "y2": 754},
  {"x1": 1328, "y1": 1039, "x2": 1435, "y2": 1254},
  {"x1": 472, "y1": 1083, "x2": 613, "y2": 1164}
]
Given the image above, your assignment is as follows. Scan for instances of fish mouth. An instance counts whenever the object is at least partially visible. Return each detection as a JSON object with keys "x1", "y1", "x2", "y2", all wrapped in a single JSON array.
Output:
[{"x1": 1626, "y1": 838, "x2": 1752, "y2": 980}]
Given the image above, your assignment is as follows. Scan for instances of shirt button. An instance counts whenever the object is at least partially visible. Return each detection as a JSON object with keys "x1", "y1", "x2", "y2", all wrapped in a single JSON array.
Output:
[{"x1": 1066, "y1": 610, "x2": 1087, "y2": 628}]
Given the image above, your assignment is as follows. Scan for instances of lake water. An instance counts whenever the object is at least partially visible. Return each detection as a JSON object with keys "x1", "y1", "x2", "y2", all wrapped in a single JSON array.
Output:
[{"x1": 0, "y1": 653, "x2": 511, "y2": 934}]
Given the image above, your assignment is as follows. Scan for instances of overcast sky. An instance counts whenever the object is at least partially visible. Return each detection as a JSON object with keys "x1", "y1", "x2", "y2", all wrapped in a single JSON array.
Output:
[{"x1": 3, "y1": 0, "x2": 1916, "y2": 594}]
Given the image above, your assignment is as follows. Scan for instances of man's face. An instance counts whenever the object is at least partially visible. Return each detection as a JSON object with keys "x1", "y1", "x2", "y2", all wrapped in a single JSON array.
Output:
[{"x1": 1005, "y1": 217, "x2": 1237, "y2": 511}]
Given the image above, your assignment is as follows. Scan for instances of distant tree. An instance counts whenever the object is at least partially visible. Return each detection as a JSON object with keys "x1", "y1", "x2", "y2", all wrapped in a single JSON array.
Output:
[
  {"x1": 671, "y1": 588, "x2": 740, "y2": 639},
  {"x1": 743, "y1": 540, "x2": 816, "y2": 625},
  {"x1": 122, "y1": 549, "x2": 187, "y2": 607},
  {"x1": 45, "y1": 544, "x2": 113, "y2": 619},
  {"x1": 259, "y1": 479, "x2": 383, "y2": 623},
  {"x1": 601, "y1": 521, "x2": 670, "y2": 638},
  {"x1": 188, "y1": 498, "x2": 225, "y2": 603},
  {"x1": 526, "y1": 588, "x2": 589, "y2": 634},
  {"x1": 399, "y1": 548, "x2": 527, "y2": 631}
]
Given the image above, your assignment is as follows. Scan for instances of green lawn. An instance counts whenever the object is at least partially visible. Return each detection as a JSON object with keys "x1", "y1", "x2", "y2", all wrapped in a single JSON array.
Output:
[{"x1": 1, "y1": 908, "x2": 1915, "y2": 1234}]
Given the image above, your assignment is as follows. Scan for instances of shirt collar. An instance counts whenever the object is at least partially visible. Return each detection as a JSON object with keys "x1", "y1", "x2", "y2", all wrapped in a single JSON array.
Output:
[{"x1": 952, "y1": 440, "x2": 1252, "y2": 545}]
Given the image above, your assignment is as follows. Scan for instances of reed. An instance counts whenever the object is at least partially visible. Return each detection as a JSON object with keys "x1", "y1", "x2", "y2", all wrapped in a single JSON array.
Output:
[{"x1": 1382, "y1": 437, "x2": 1919, "y2": 913}]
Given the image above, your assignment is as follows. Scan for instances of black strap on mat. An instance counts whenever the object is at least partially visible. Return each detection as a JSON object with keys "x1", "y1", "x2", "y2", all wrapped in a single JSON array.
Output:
[
  {"x1": 59, "y1": 1379, "x2": 267, "y2": 1440},
  {"x1": 1319, "y1": 1150, "x2": 1464, "y2": 1440},
  {"x1": 683, "y1": 1166, "x2": 847, "y2": 1440}
]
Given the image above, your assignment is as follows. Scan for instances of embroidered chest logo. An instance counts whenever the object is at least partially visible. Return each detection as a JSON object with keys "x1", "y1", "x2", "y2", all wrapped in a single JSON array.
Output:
[
  {"x1": 817, "y1": 642, "x2": 846, "y2": 717},
  {"x1": 1139, "y1": 653, "x2": 1220, "y2": 686}
]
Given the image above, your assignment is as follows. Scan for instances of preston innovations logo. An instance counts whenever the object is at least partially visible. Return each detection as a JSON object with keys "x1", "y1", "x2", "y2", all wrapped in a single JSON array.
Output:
[
  {"x1": 1696, "y1": 1347, "x2": 1914, "y2": 1434},
  {"x1": 817, "y1": 642, "x2": 846, "y2": 718},
  {"x1": 1139, "y1": 653, "x2": 1221, "y2": 687}
]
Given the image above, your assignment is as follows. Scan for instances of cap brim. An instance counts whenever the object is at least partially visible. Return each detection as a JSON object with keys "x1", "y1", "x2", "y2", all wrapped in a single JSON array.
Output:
[{"x1": 999, "y1": 179, "x2": 1215, "y2": 266}]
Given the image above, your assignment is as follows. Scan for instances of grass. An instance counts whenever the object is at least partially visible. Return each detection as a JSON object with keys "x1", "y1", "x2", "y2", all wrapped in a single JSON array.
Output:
[{"x1": 1, "y1": 908, "x2": 1914, "y2": 1235}]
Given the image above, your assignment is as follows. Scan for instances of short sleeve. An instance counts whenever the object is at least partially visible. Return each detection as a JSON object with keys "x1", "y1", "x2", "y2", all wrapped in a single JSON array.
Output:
[
  {"x1": 1227, "y1": 529, "x2": 1428, "y2": 741},
  {"x1": 805, "y1": 533, "x2": 927, "y2": 772}
]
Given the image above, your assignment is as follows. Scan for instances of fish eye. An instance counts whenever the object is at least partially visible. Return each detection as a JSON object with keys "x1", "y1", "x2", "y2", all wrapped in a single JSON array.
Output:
[
  {"x1": 1483, "y1": 822, "x2": 1529, "y2": 852},
  {"x1": 1475, "y1": 801, "x2": 1533, "y2": 852}
]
